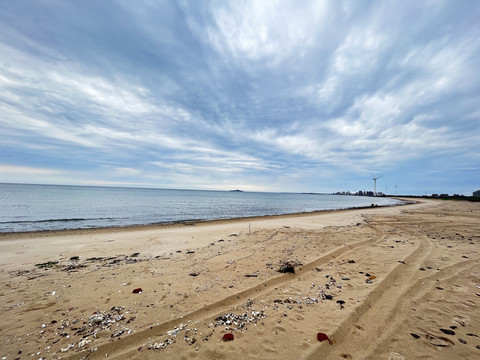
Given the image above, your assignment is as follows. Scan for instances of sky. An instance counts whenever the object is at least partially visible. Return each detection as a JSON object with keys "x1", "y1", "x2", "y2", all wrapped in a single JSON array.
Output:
[{"x1": 0, "y1": 0, "x2": 479, "y2": 195}]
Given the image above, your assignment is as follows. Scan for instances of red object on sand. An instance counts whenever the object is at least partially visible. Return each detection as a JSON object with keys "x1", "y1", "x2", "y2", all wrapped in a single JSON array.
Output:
[
  {"x1": 222, "y1": 333, "x2": 234, "y2": 341},
  {"x1": 317, "y1": 332, "x2": 333, "y2": 344},
  {"x1": 132, "y1": 288, "x2": 142, "y2": 293}
]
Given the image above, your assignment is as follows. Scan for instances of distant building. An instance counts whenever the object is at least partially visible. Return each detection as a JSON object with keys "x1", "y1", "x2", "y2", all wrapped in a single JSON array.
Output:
[
  {"x1": 474, "y1": 190, "x2": 480, "y2": 197},
  {"x1": 431, "y1": 194, "x2": 439, "y2": 198}
]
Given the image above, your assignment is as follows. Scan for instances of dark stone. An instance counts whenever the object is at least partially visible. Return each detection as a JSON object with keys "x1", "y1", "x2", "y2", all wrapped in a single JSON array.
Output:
[
  {"x1": 324, "y1": 294, "x2": 334, "y2": 300},
  {"x1": 410, "y1": 333, "x2": 420, "y2": 339},
  {"x1": 440, "y1": 328, "x2": 455, "y2": 335},
  {"x1": 450, "y1": 326, "x2": 457, "y2": 330},
  {"x1": 348, "y1": 260, "x2": 356, "y2": 263},
  {"x1": 466, "y1": 333, "x2": 479, "y2": 337},
  {"x1": 189, "y1": 272, "x2": 199, "y2": 277},
  {"x1": 398, "y1": 260, "x2": 406, "y2": 264},
  {"x1": 419, "y1": 267, "x2": 426, "y2": 271},
  {"x1": 459, "y1": 338, "x2": 467, "y2": 344},
  {"x1": 244, "y1": 274, "x2": 258, "y2": 277}
]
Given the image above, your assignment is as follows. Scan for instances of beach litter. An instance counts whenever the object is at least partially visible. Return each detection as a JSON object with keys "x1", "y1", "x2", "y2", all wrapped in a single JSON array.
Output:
[
  {"x1": 132, "y1": 288, "x2": 143, "y2": 294},
  {"x1": 317, "y1": 332, "x2": 334, "y2": 345},
  {"x1": 222, "y1": 333, "x2": 234, "y2": 341},
  {"x1": 35, "y1": 261, "x2": 59, "y2": 269},
  {"x1": 278, "y1": 261, "x2": 301, "y2": 274}
]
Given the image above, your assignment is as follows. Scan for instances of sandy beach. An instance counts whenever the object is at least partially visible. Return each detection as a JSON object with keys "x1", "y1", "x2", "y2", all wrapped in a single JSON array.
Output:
[{"x1": 1, "y1": 199, "x2": 479, "y2": 359}]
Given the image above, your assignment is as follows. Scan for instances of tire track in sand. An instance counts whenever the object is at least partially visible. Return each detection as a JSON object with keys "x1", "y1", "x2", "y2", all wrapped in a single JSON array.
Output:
[
  {"x1": 305, "y1": 222, "x2": 477, "y2": 360},
  {"x1": 68, "y1": 226, "x2": 386, "y2": 359}
]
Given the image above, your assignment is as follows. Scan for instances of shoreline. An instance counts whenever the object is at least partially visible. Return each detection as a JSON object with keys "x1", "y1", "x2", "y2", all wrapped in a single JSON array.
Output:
[
  {"x1": 0, "y1": 197, "x2": 412, "y2": 239},
  {"x1": 1, "y1": 198, "x2": 478, "y2": 359}
]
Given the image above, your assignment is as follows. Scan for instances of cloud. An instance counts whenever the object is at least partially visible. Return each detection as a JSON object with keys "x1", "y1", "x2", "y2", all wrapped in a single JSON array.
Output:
[
  {"x1": 208, "y1": 0, "x2": 327, "y2": 63},
  {"x1": 0, "y1": 165, "x2": 61, "y2": 175},
  {"x1": 0, "y1": 0, "x2": 479, "y2": 194}
]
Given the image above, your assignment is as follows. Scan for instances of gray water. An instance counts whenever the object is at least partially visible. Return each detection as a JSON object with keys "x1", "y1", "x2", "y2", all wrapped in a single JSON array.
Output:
[{"x1": 0, "y1": 183, "x2": 402, "y2": 233}]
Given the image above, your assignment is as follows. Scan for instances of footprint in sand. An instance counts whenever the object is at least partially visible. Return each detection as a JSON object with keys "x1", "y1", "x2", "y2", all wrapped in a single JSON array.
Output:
[
  {"x1": 453, "y1": 315, "x2": 469, "y2": 327},
  {"x1": 388, "y1": 352, "x2": 405, "y2": 360},
  {"x1": 426, "y1": 333, "x2": 455, "y2": 347}
]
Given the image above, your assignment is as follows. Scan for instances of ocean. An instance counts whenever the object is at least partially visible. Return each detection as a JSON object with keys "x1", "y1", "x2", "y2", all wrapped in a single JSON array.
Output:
[{"x1": 0, "y1": 183, "x2": 402, "y2": 233}]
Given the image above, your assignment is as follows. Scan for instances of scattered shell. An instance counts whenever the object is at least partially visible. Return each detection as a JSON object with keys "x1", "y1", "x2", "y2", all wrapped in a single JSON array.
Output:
[{"x1": 78, "y1": 338, "x2": 92, "y2": 348}]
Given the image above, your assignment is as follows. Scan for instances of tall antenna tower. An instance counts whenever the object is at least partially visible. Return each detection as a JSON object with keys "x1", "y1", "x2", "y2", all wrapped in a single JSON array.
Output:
[
  {"x1": 395, "y1": 180, "x2": 399, "y2": 196},
  {"x1": 371, "y1": 173, "x2": 383, "y2": 196}
]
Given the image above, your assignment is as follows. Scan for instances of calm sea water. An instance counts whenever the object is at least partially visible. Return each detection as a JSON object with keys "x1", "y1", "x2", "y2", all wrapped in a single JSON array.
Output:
[{"x1": 0, "y1": 183, "x2": 402, "y2": 233}]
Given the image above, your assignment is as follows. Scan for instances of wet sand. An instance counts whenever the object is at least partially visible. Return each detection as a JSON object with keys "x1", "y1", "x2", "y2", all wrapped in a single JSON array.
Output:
[{"x1": 1, "y1": 199, "x2": 479, "y2": 359}]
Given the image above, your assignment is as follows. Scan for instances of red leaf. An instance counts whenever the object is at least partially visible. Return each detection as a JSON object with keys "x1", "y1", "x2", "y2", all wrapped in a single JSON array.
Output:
[{"x1": 222, "y1": 333, "x2": 234, "y2": 341}]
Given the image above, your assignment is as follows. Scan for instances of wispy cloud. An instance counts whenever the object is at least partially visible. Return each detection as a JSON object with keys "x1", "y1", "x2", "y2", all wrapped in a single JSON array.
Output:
[
  {"x1": 0, "y1": 0, "x2": 479, "y2": 194},
  {"x1": 0, "y1": 165, "x2": 61, "y2": 175}
]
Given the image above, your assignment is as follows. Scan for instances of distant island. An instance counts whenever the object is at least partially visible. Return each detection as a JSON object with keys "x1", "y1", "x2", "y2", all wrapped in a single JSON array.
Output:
[{"x1": 229, "y1": 189, "x2": 244, "y2": 192}]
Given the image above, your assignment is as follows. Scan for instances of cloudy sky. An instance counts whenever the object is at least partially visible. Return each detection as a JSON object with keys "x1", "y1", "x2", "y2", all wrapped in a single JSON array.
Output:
[{"x1": 1, "y1": 0, "x2": 479, "y2": 195}]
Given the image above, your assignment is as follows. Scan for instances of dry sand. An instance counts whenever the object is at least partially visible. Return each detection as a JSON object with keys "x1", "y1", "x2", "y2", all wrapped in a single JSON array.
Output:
[{"x1": 0, "y1": 199, "x2": 479, "y2": 359}]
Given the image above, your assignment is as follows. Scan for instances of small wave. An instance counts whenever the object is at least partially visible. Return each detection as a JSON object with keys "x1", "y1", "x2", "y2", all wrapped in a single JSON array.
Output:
[{"x1": 0, "y1": 217, "x2": 115, "y2": 225}]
